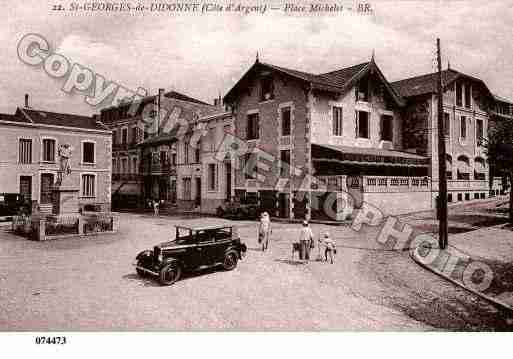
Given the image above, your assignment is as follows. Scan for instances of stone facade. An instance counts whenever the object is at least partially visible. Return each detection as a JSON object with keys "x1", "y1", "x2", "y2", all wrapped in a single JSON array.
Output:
[{"x1": 0, "y1": 114, "x2": 112, "y2": 212}]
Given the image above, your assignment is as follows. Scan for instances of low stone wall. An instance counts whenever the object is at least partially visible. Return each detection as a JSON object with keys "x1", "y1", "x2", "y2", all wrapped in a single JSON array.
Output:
[{"x1": 13, "y1": 212, "x2": 120, "y2": 241}]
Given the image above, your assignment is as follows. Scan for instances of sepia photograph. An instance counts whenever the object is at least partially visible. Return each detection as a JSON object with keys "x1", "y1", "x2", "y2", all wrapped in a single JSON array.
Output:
[{"x1": 0, "y1": 0, "x2": 512, "y2": 356}]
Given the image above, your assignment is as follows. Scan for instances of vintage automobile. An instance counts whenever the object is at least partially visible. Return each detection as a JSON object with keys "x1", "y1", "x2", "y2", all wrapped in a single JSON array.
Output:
[{"x1": 135, "y1": 224, "x2": 247, "y2": 285}]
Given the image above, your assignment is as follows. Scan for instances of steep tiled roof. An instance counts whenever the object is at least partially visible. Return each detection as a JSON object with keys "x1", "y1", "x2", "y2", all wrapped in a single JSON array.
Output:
[
  {"x1": 391, "y1": 68, "x2": 494, "y2": 100},
  {"x1": 390, "y1": 70, "x2": 459, "y2": 98},
  {"x1": 224, "y1": 60, "x2": 386, "y2": 104},
  {"x1": 16, "y1": 108, "x2": 107, "y2": 130},
  {"x1": 256, "y1": 61, "x2": 370, "y2": 91},
  {"x1": 315, "y1": 62, "x2": 369, "y2": 88}
]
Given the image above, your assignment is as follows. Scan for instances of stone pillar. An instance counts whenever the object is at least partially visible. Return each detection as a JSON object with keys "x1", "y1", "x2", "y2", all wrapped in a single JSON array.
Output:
[{"x1": 112, "y1": 213, "x2": 120, "y2": 232}]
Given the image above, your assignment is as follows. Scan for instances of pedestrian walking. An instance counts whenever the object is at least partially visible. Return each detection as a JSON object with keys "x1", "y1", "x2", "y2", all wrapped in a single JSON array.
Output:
[
  {"x1": 153, "y1": 199, "x2": 160, "y2": 217},
  {"x1": 323, "y1": 232, "x2": 336, "y2": 264},
  {"x1": 258, "y1": 212, "x2": 272, "y2": 251},
  {"x1": 298, "y1": 220, "x2": 313, "y2": 261}
]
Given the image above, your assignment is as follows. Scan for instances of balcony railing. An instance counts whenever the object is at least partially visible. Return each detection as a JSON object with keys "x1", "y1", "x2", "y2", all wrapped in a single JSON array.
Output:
[
  {"x1": 112, "y1": 173, "x2": 142, "y2": 181},
  {"x1": 113, "y1": 142, "x2": 139, "y2": 151},
  {"x1": 315, "y1": 175, "x2": 430, "y2": 193},
  {"x1": 140, "y1": 161, "x2": 176, "y2": 176}
]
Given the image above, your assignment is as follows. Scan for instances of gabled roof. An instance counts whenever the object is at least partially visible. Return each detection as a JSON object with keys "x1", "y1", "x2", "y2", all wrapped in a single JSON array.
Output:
[
  {"x1": 15, "y1": 108, "x2": 107, "y2": 130},
  {"x1": 0, "y1": 112, "x2": 29, "y2": 124},
  {"x1": 391, "y1": 68, "x2": 494, "y2": 99},
  {"x1": 494, "y1": 94, "x2": 513, "y2": 105},
  {"x1": 163, "y1": 90, "x2": 212, "y2": 106},
  {"x1": 224, "y1": 58, "x2": 405, "y2": 106},
  {"x1": 101, "y1": 89, "x2": 212, "y2": 114}
]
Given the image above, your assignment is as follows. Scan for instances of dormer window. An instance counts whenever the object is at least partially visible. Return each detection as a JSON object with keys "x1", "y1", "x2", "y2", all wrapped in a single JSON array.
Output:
[
  {"x1": 260, "y1": 76, "x2": 274, "y2": 101},
  {"x1": 356, "y1": 79, "x2": 369, "y2": 102}
]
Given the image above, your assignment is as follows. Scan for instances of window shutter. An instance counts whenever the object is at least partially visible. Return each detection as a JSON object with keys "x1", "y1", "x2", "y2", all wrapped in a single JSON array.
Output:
[
  {"x1": 255, "y1": 114, "x2": 259, "y2": 138},
  {"x1": 355, "y1": 111, "x2": 358, "y2": 138},
  {"x1": 379, "y1": 116, "x2": 383, "y2": 140},
  {"x1": 332, "y1": 107, "x2": 336, "y2": 135}
]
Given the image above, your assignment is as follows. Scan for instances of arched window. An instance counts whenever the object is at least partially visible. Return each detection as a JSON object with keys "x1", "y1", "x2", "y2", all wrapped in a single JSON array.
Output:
[
  {"x1": 457, "y1": 155, "x2": 470, "y2": 180},
  {"x1": 474, "y1": 157, "x2": 486, "y2": 180}
]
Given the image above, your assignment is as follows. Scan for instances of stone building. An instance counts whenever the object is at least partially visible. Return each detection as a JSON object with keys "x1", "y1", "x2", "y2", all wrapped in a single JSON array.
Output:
[
  {"x1": 0, "y1": 99, "x2": 112, "y2": 213},
  {"x1": 100, "y1": 90, "x2": 220, "y2": 209},
  {"x1": 391, "y1": 67, "x2": 503, "y2": 203},
  {"x1": 223, "y1": 57, "x2": 505, "y2": 219}
]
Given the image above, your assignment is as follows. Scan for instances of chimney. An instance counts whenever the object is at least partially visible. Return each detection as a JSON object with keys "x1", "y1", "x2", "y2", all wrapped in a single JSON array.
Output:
[{"x1": 24, "y1": 94, "x2": 29, "y2": 108}]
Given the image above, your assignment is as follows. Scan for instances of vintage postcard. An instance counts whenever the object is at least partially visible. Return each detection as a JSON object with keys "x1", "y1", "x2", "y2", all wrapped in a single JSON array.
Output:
[{"x1": 0, "y1": 0, "x2": 512, "y2": 356}]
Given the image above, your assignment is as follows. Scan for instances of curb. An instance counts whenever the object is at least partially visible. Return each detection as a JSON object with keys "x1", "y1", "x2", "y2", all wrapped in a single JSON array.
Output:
[{"x1": 409, "y1": 247, "x2": 513, "y2": 313}]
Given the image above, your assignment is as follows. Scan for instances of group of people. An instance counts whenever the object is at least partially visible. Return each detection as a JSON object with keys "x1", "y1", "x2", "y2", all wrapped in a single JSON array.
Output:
[{"x1": 257, "y1": 212, "x2": 337, "y2": 264}]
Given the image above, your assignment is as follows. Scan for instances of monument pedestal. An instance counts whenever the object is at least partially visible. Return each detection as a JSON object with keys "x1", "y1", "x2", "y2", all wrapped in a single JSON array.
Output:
[{"x1": 52, "y1": 185, "x2": 80, "y2": 218}]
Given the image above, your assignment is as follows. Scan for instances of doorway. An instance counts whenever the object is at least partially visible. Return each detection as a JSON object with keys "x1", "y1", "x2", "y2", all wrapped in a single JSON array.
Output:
[
  {"x1": 225, "y1": 162, "x2": 232, "y2": 202},
  {"x1": 20, "y1": 176, "x2": 32, "y2": 201},
  {"x1": 40, "y1": 174, "x2": 54, "y2": 204},
  {"x1": 195, "y1": 177, "x2": 201, "y2": 207}
]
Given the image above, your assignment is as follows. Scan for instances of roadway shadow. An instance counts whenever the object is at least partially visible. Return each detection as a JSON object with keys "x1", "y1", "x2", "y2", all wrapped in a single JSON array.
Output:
[
  {"x1": 274, "y1": 258, "x2": 307, "y2": 266},
  {"x1": 123, "y1": 266, "x2": 225, "y2": 287}
]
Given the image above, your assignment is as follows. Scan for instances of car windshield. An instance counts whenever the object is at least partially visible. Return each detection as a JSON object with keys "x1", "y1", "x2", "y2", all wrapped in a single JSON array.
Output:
[{"x1": 174, "y1": 227, "x2": 194, "y2": 243}]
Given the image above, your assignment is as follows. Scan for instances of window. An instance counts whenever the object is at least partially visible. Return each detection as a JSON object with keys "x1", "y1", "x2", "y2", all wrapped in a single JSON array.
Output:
[
  {"x1": 42, "y1": 139, "x2": 56, "y2": 162},
  {"x1": 247, "y1": 113, "x2": 259, "y2": 140},
  {"x1": 19, "y1": 139, "x2": 32, "y2": 164},
  {"x1": 476, "y1": 119, "x2": 484, "y2": 146},
  {"x1": 208, "y1": 163, "x2": 217, "y2": 191},
  {"x1": 112, "y1": 159, "x2": 116, "y2": 173},
  {"x1": 456, "y1": 82, "x2": 463, "y2": 107},
  {"x1": 380, "y1": 115, "x2": 393, "y2": 141},
  {"x1": 184, "y1": 140, "x2": 190, "y2": 164},
  {"x1": 160, "y1": 151, "x2": 167, "y2": 164},
  {"x1": 332, "y1": 106, "x2": 343, "y2": 136},
  {"x1": 132, "y1": 158, "x2": 137, "y2": 173},
  {"x1": 460, "y1": 116, "x2": 467, "y2": 139},
  {"x1": 82, "y1": 142, "x2": 95, "y2": 164},
  {"x1": 464, "y1": 83, "x2": 471, "y2": 108},
  {"x1": 130, "y1": 126, "x2": 137, "y2": 144},
  {"x1": 260, "y1": 76, "x2": 274, "y2": 101},
  {"x1": 281, "y1": 107, "x2": 291, "y2": 136},
  {"x1": 122, "y1": 158, "x2": 128, "y2": 173},
  {"x1": 81, "y1": 174, "x2": 95, "y2": 197},
  {"x1": 122, "y1": 128, "x2": 128, "y2": 144},
  {"x1": 243, "y1": 153, "x2": 256, "y2": 179},
  {"x1": 356, "y1": 111, "x2": 369, "y2": 138},
  {"x1": 112, "y1": 130, "x2": 117, "y2": 145},
  {"x1": 280, "y1": 149, "x2": 291, "y2": 178},
  {"x1": 444, "y1": 112, "x2": 450, "y2": 137},
  {"x1": 194, "y1": 141, "x2": 201, "y2": 163},
  {"x1": 171, "y1": 153, "x2": 177, "y2": 166},
  {"x1": 356, "y1": 79, "x2": 369, "y2": 102},
  {"x1": 183, "y1": 177, "x2": 192, "y2": 200}
]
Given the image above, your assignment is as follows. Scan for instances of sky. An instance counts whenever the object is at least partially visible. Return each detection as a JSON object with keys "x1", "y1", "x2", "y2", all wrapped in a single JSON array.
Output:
[{"x1": 1, "y1": 0, "x2": 512, "y2": 116}]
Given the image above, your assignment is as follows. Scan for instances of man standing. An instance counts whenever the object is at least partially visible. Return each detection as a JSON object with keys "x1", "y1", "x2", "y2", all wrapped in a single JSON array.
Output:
[{"x1": 299, "y1": 220, "x2": 313, "y2": 261}]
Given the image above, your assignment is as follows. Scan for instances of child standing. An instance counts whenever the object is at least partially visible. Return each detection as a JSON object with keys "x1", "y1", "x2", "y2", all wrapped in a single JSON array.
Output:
[{"x1": 323, "y1": 232, "x2": 336, "y2": 264}]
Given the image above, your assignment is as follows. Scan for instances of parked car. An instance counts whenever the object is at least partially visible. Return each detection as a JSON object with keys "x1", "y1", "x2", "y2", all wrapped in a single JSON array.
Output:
[{"x1": 135, "y1": 224, "x2": 247, "y2": 285}]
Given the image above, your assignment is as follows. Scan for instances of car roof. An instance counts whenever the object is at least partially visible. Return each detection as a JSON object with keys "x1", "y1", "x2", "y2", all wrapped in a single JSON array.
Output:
[{"x1": 175, "y1": 224, "x2": 234, "y2": 231}]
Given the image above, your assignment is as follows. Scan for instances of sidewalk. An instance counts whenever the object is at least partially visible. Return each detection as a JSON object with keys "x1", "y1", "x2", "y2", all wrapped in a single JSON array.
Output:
[{"x1": 411, "y1": 223, "x2": 513, "y2": 311}]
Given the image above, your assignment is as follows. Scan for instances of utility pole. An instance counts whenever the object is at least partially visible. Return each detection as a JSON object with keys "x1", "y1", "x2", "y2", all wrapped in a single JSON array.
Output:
[{"x1": 436, "y1": 38, "x2": 448, "y2": 249}]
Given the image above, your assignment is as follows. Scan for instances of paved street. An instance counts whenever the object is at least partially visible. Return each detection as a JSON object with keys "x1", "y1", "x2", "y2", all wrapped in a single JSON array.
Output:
[{"x1": 0, "y1": 203, "x2": 511, "y2": 330}]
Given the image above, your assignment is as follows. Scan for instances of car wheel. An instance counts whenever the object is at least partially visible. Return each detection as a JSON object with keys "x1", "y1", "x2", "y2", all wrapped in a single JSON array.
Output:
[
  {"x1": 222, "y1": 251, "x2": 238, "y2": 271},
  {"x1": 159, "y1": 262, "x2": 181, "y2": 286}
]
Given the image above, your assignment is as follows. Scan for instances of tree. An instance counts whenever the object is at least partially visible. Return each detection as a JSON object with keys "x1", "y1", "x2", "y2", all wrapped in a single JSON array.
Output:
[{"x1": 485, "y1": 117, "x2": 513, "y2": 223}]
